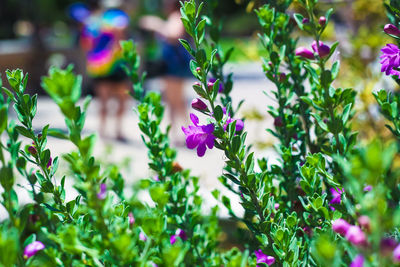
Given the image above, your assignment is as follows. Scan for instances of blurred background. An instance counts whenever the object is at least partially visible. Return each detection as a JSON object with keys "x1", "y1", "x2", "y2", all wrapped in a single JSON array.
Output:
[{"x1": 0, "y1": 0, "x2": 397, "y2": 218}]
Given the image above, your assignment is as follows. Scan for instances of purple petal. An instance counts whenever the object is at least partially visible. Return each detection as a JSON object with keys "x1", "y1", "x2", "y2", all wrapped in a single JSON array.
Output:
[
  {"x1": 206, "y1": 135, "x2": 215, "y2": 149},
  {"x1": 24, "y1": 241, "x2": 45, "y2": 258},
  {"x1": 350, "y1": 254, "x2": 364, "y2": 267},
  {"x1": 235, "y1": 119, "x2": 244, "y2": 131},
  {"x1": 190, "y1": 113, "x2": 199, "y2": 126},
  {"x1": 170, "y1": 235, "x2": 177, "y2": 245},
  {"x1": 197, "y1": 143, "x2": 207, "y2": 157}
]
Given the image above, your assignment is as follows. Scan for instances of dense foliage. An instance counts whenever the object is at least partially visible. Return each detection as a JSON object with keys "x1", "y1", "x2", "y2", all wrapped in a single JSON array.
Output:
[{"x1": 2, "y1": 0, "x2": 400, "y2": 266}]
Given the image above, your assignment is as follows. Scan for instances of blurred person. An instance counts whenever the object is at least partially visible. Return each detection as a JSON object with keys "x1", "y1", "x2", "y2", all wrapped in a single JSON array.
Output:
[
  {"x1": 139, "y1": 0, "x2": 191, "y2": 141},
  {"x1": 69, "y1": 0, "x2": 130, "y2": 141}
]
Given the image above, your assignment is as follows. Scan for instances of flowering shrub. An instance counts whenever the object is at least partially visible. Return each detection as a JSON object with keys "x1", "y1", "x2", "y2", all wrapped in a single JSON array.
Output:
[{"x1": 1, "y1": 0, "x2": 400, "y2": 266}]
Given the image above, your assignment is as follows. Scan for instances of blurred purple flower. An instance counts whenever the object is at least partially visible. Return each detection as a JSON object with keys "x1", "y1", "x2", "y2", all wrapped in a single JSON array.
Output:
[
  {"x1": 363, "y1": 185, "x2": 372, "y2": 192},
  {"x1": 182, "y1": 113, "x2": 216, "y2": 157},
  {"x1": 302, "y1": 18, "x2": 309, "y2": 24},
  {"x1": 311, "y1": 41, "x2": 330, "y2": 58},
  {"x1": 381, "y1": 238, "x2": 397, "y2": 256},
  {"x1": 295, "y1": 47, "x2": 315, "y2": 59},
  {"x1": 380, "y1": 44, "x2": 400, "y2": 78},
  {"x1": 345, "y1": 225, "x2": 367, "y2": 246},
  {"x1": 209, "y1": 78, "x2": 224, "y2": 93},
  {"x1": 97, "y1": 183, "x2": 107, "y2": 200},
  {"x1": 24, "y1": 241, "x2": 45, "y2": 259},
  {"x1": 139, "y1": 232, "x2": 147, "y2": 241},
  {"x1": 329, "y1": 187, "x2": 343, "y2": 205},
  {"x1": 332, "y1": 218, "x2": 350, "y2": 235},
  {"x1": 358, "y1": 216, "x2": 370, "y2": 231},
  {"x1": 170, "y1": 228, "x2": 188, "y2": 244},
  {"x1": 222, "y1": 108, "x2": 244, "y2": 132},
  {"x1": 350, "y1": 254, "x2": 364, "y2": 267},
  {"x1": 254, "y1": 249, "x2": 275, "y2": 266},
  {"x1": 394, "y1": 244, "x2": 400, "y2": 262},
  {"x1": 128, "y1": 212, "x2": 135, "y2": 226}
]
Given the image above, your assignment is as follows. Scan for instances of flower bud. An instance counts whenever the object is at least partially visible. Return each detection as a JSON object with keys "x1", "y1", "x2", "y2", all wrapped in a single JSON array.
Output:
[
  {"x1": 384, "y1": 24, "x2": 400, "y2": 36},
  {"x1": 274, "y1": 203, "x2": 280, "y2": 210},
  {"x1": 345, "y1": 225, "x2": 367, "y2": 246},
  {"x1": 28, "y1": 146, "x2": 37, "y2": 155},
  {"x1": 191, "y1": 98, "x2": 208, "y2": 111},
  {"x1": 196, "y1": 67, "x2": 201, "y2": 73},
  {"x1": 319, "y1": 16, "x2": 326, "y2": 26},
  {"x1": 139, "y1": 232, "x2": 147, "y2": 241},
  {"x1": 311, "y1": 41, "x2": 330, "y2": 58},
  {"x1": 47, "y1": 157, "x2": 52, "y2": 168},
  {"x1": 128, "y1": 212, "x2": 135, "y2": 226},
  {"x1": 279, "y1": 73, "x2": 287, "y2": 82},
  {"x1": 97, "y1": 183, "x2": 107, "y2": 200},
  {"x1": 358, "y1": 215, "x2": 370, "y2": 232},
  {"x1": 274, "y1": 116, "x2": 283, "y2": 127},
  {"x1": 295, "y1": 47, "x2": 315, "y2": 59},
  {"x1": 302, "y1": 18, "x2": 310, "y2": 24},
  {"x1": 332, "y1": 218, "x2": 350, "y2": 235},
  {"x1": 207, "y1": 81, "x2": 214, "y2": 91}
]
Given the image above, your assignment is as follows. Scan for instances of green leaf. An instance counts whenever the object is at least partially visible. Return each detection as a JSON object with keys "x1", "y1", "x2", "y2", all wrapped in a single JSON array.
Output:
[
  {"x1": 0, "y1": 106, "x2": 7, "y2": 134},
  {"x1": 342, "y1": 103, "x2": 352, "y2": 124},
  {"x1": 214, "y1": 105, "x2": 223, "y2": 121},
  {"x1": 15, "y1": 126, "x2": 34, "y2": 139},
  {"x1": 293, "y1": 13, "x2": 305, "y2": 30}
]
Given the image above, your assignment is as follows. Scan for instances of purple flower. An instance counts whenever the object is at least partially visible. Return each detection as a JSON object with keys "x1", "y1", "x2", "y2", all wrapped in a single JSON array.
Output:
[
  {"x1": 311, "y1": 41, "x2": 330, "y2": 58},
  {"x1": 191, "y1": 98, "x2": 208, "y2": 111},
  {"x1": 97, "y1": 183, "x2": 107, "y2": 200},
  {"x1": 209, "y1": 78, "x2": 224, "y2": 93},
  {"x1": 381, "y1": 238, "x2": 397, "y2": 256},
  {"x1": 176, "y1": 229, "x2": 187, "y2": 241},
  {"x1": 332, "y1": 218, "x2": 350, "y2": 235},
  {"x1": 295, "y1": 47, "x2": 315, "y2": 59},
  {"x1": 358, "y1": 216, "x2": 370, "y2": 231},
  {"x1": 302, "y1": 18, "x2": 309, "y2": 24},
  {"x1": 222, "y1": 108, "x2": 244, "y2": 132},
  {"x1": 24, "y1": 241, "x2": 45, "y2": 259},
  {"x1": 274, "y1": 203, "x2": 280, "y2": 210},
  {"x1": 394, "y1": 244, "x2": 400, "y2": 262},
  {"x1": 350, "y1": 254, "x2": 364, "y2": 267},
  {"x1": 329, "y1": 187, "x2": 344, "y2": 205},
  {"x1": 363, "y1": 185, "x2": 372, "y2": 192},
  {"x1": 128, "y1": 212, "x2": 135, "y2": 226},
  {"x1": 170, "y1": 235, "x2": 178, "y2": 245},
  {"x1": 170, "y1": 229, "x2": 188, "y2": 244},
  {"x1": 139, "y1": 232, "x2": 147, "y2": 241},
  {"x1": 384, "y1": 24, "x2": 400, "y2": 36},
  {"x1": 182, "y1": 113, "x2": 216, "y2": 157},
  {"x1": 380, "y1": 44, "x2": 400, "y2": 78},
  {"x1": 254, "y1": 249, "x2": 275, "y2": 266},
  {"x1": 345, "y1": 225, "x2": 367, "y2": 246}
]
